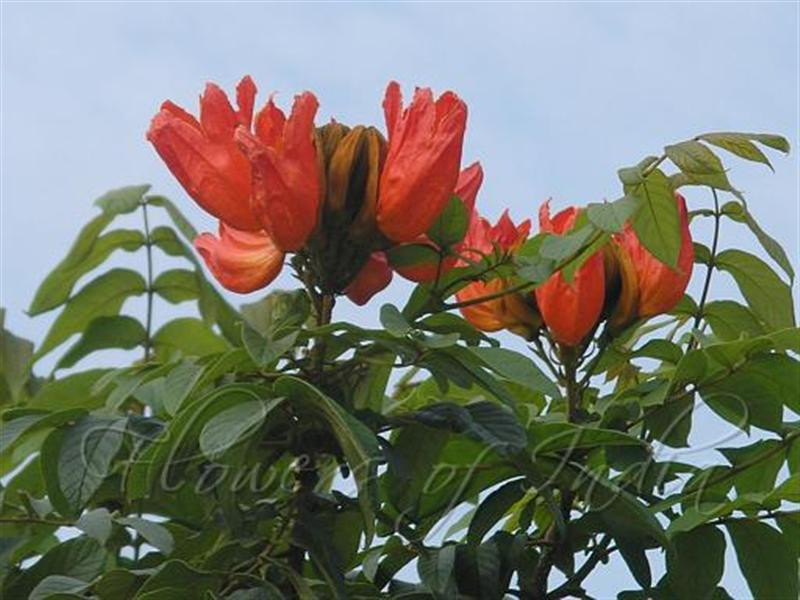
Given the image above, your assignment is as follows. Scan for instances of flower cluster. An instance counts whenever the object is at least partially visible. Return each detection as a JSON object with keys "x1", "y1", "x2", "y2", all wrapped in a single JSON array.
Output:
[
  {"x1": 148, "y1": 76, "x2": 472, "y2": 304},
  {"x1": 148, "y1": 76, "x2": 694, "y2": 344}
]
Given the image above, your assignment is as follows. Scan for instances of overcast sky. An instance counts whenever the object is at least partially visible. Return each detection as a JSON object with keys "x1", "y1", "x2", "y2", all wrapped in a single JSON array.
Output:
[{"x1": 2, "y1": 2, "x2": 798, "y2": 596}]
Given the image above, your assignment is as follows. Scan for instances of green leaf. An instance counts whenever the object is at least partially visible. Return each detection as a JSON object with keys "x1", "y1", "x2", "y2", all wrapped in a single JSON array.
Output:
[
  {"x1": 665, "y1": 140, "x2": 737, "y2": 193},
  {"x1": 748, "y1": 133, "x2": 791, "y2": 153},
  {"x1": 700, "y1": 355, "x2": 797, "y2": 432},
  {"x1": 241, "y1": 322, "x2": 299, "y2": 367},
  {"x1": 727, "y1": 521, "x2": 798, "y2": 600},
  {"x1": 30, "y1": 575, "x2": 91, "y2": 600},
  {"x1": 2, "y1": 537, "x2": 106, "y2": 599},
  {"x1": 666, "y1": 525, "x2": 725, "y2": 600},
  {"x1": 428, "y1": 196, "x2": 470, "y2": 247},
  {"x1": 274, "y1": 376, "x2": 381, "y2": 543},
  {"x1": 386, "y1": 242, "x2": 441, "y2": 269},
  {"x1": 55, "y1": 316, "x2": 146, "y2": 370},
  {"x1": 698, "y1": 133, "x2": 774, "y2": 171},
  {"x1": 41, "y1": 415, "x2": 125, "y2": 516},
  {"x1": 0, "y1": 408, "x2": 86, "y2": 457},
  {"x1": 721, "y1": 200, "x2": 794, "y2": 282},
  {"x1": 703, "y1": 301, "x2": 765, "y2": 342},
  {"x1": 76, "y1": 508, "x2": 112, "y2": 544},
  {"x1": 715, "y1": 249, "x2": 795, "y2": 331},
  {"x1": 414, "y1": 402, "x2": 527, "y2": 456},
  {"x1": 153, "y1": 269, "x2": 200, "y2": 304},
  {"x1": 199, "y1": 397, "x2": 282, "y2": 459},
  {"x1": 135, "y1": 560, "x2": 220, "y2": 598},
  {"x1": 586, "y1": 196, "x2": 638, "y2": 232},
  {"x1": 418, "y1": 545, "x2": 457, "y2": 598},
  {"x1": 241, "y1": 289, "x2": 311, "y2": 336},
  {"x1": 720, "y1": 440, "x2": 785, "y2": 495},
  {"x1": 380, "y1": 303, "x2": 412, "y2": 337},
  {"x1": 117, "y1": 516, "x2": 174, "y2": 555},
  {"x1": 616, "y1": 537, "x2": 651, "y2": 589},
  {"x1": 628, "y1": 168, "x2": 681, "y2": 268},
  {"x1": 35, "y1": 269, "x2": 147, "y2": 361},
  {"x1": 469, "y1": 347, "x2": 559, "y2": 398},
  {"x1": 148, "y1": 195, "x2": 199, "y2": 241},
  {"x1": 29, "y1": 228, "x2": 145, "y2": 316},
  {"x1": 0, "y1": 309, "x2": 35, "y2": 403},
  {"x1": 151, "y1": 318, "x2": 228, "y2": 359},
  {"x1": 529, "y1": 423, "x2": 646, "y2": 455},
  {"x1": 94, "y1": 184, "x2": 150, "y2": 215},
  {"x1": 467, "y1": 478, "x2": 526, "y2": 544},
  {"x1": 539, "y1": 225, "x2": 594, "y2": 262}
]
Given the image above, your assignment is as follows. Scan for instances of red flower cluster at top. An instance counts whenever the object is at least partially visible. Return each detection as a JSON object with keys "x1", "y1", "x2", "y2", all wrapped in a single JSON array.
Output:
[
  {"x1": 148, "y1": 76, "x2": 694, "y2": 343},
  {"x1": 147, "y1": 76, "x2": 473, "y2": 304}
]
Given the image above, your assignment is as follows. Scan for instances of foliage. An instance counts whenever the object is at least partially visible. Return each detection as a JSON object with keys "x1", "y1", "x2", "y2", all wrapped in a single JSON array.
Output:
[{"x1": 1, "y1": 132, "x2": 798, "y2": 600}]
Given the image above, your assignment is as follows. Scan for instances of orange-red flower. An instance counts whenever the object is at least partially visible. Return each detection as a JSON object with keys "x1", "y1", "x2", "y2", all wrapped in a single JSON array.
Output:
[
  {"x1": 457, "y1": 210, "x2": 540, "y2": 338},
  {"x1": 608, "y1": 193, "x2": 694, "y2": 326},
  {"x1": 147, "y1": 77, "x2": 260, "y2": 232},
  {"x1": 235, "y1": 92, "x2": 321, "y2": 251},
  {"x1": 377, "y1": 81, "x2": 468, "y2": 242},
  {"x1": 535, "y1": 202, "x2": 605, "y2": 346},
  {"x1": 195, "y1": 223, "x2": 284, "y2": 293},
  {"x1": 345, "y1": 252, "x2": 393, "y2": 306},
  {"x1": 391, "y1": 162, "x2": 484, "y2": 283}
]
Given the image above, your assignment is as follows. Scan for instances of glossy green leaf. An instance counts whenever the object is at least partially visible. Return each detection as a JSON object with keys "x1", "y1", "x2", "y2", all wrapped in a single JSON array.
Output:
[
  {"x1": 148, "y1": 195, "x2": 198, "y2": 241},
  {"x1": 151, "y1": 318, "x2": 228, "y2": 359},
  {"x1": 703, "y1": 300, "x2": 765, "y2": 341},
  {"x1": 380, "y1": 303, "x2": 412, "y2": 337},
  {"x1": 153, "y1": 269, "x2": 200, "y2": 304},
  {"x1": 29, "y1": 228, "x2": 145, "y2": 316},
  {"x1": 94, "y1": 184, "x2": 150, "y2": 215},
  {"x1": 715, "y1": 249, "x2": 795, "y2": 331},
  {"x1": 2, "y1": 537, "x2": 105, "y2": 599},
  {"x1": 721, "y1": 200, "x2": 794, "y2": 282},
  {"x1": 666, "y1": 525, "x2": 725, "y2": 600},
  {"x1": 55, "y1": 316, "x2": 146, "y2": 370},
  {"x1": 467, "y1": 478, "x2": 526, "y2": 544},
  {"x1": 727, "y1": 521, "x2": 798, "y2": 600},
  {"x1": 42, "y1": 415, "x2": 125, "y2": 516},
  {"x1": 199, "y1": 397, "x2": 282, "y2": 459},
  {"x1": 469, "y1": 347, "x2": 559, "y2": 398},
  {"x1": 586, "y1": 195, "x2": 638, "y2": 232},
  {"x1": 29, "y1": 575, "x2": 90, "y2": 600},
  {"x1": 428, "y1": 196, "x2": 470, "y2": 247},
  {"x1": 76, "y1": 508, "x2": 112, "y2": 544},
  {"x1": 699, "y1": 132, "x2": 774, "y2": 170},
  {"x1": 117, "y1": 516, "x2": 174, "y2": 555},
  {"x1": 628, "y1": 168, "x2": 681, "y2": 268},
  {"x1": 34, "y1": 269, "x2": 147, "y2": 361}
]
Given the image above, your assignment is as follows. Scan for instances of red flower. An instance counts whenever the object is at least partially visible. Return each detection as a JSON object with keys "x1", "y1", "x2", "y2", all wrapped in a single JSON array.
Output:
[
  {"x1": 147, "y1": 76, "x2": 260, "y2": 232},
  {"x1": 457, "y1": 210, "x2": 539, "y2": 338},
  {"x1": 345, "y1": 252, "x2": 393, "y2": 305},
  {"x1": 391, "y1": 162, "x2": 484, "y2": 283},
  {"x1": 377, "y1": 81, "x2": 468, "y2": 242},
  {"x1": 610, "y1": 193, "x2": 694, "y2": 324},
  {"x1": 195, "y1": 223, "x2": 284, "y2": 293},
  {"x1": 535, "y1": 201, "x2": 605, "y2": 346},
  {"x1": 235, "y1": 92, "x2": 321, "y2": 251}
]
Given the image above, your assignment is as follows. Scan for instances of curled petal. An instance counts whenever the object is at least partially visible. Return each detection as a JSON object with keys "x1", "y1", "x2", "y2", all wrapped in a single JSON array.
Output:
[
  {"x1": 195, "y1": 224, "x2": 284, "y2": 293},
  {"x1": 147, "y1": 108, "x2": 258, "y2": 231},
  {"x1": 535, "y1": 201, "x2": 605, "y2": 346},
  {"x1": 200, "y1": 82, "x2": 240, "y2": 143},
  {"x1": 455, "y1": 162, "x2": 484, "y2": 215},
  {"x1": 616, "y1": 193, "x2": 694, "y2": 317},
  {"x1": 377, "y1": 82, "x2": 468, "y2": 242},
  {"x1": 345, "y1": 252, "x2": 393, "y2": 305},
  {"x1": 241, "y1": 92, "x2": 321, "y2": 251},
  {"x1": 235, "y1": 75, "x2": 257, "y2": 128}
]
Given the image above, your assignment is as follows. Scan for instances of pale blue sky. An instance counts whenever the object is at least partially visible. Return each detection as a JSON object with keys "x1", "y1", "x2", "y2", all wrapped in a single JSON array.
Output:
[{"x1": 2, "y1": 2, "x2": 798, "y2": 597}]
